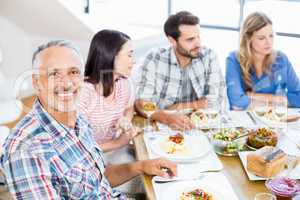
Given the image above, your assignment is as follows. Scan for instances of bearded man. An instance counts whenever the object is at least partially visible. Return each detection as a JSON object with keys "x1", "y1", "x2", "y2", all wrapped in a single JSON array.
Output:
[{"x1": 135, "y1": 11, "x2": 225, "y2": 130}]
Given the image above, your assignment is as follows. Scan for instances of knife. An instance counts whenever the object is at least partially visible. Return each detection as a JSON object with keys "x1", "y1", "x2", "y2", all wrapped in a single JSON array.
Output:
[
  {"x1": 153, "y1": 174, "x2": 205, "y2": 183},
  {"x1": 246, "y1": 111, "x2": 257, "y2": 125}
]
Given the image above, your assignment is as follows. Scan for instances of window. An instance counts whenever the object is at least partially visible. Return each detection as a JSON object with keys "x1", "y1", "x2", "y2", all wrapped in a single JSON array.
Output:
[{"x1": 172, "y1": 0, "x2": 241, "y2": 28}]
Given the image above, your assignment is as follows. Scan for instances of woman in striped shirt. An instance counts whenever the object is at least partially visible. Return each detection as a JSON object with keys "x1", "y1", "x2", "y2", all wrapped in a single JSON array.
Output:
[
  {"x1": 78, "y1": 29, "x2": 144, "y2": 195},
  {"x1": 78, "y1": 29, "x2": 138, "y2": 153}
]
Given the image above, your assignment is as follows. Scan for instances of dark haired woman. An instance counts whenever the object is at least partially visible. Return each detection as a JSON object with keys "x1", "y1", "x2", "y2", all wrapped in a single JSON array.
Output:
[
  {"x1": 78, "y1": 30, "x2": 144, "y2": 194},
  {"x1": 78, "y1": 29, "x2": 138, "y2": 153}
]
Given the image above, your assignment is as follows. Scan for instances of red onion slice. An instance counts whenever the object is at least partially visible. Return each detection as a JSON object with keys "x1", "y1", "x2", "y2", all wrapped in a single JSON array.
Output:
[{"x1": 266, "y1": 177, "x2": 300, "y2": 197}]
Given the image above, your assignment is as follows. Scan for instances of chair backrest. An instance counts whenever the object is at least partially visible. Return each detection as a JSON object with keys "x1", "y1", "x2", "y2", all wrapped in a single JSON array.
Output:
[{"x1": 0, "y1": 100, "x2": 23, "y2": 125}]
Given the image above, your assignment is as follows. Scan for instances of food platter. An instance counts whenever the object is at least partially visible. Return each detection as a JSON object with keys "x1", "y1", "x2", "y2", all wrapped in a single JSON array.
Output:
[
  {"x1": 251, "y1": 108, "x2": 299, "y2": 127},
  {"x1": 161, "y1": 181, "x2": 221, "y2": 200},
  {"x1": 190, "y1": 109, "x2": 222, "y2": 128},
  {"x1": 239, "y1": 151, "x2": 300, "y2": 181},
  {"x1": 210, "y1": 128, "x2": 247, "y2": 156},
  {"x1": 245, "y1": 127, "x2": 278, "y2": 150},
  {"x1": 149, "y1": 133, "x2": 211, "y2": 162}
]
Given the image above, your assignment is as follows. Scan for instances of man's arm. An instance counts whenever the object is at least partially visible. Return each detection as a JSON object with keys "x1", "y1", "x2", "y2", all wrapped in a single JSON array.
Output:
[
  {"x1": 2, "y1": 151, "x2": 59, "y2": 199},
  {"x1": 135, "y1": 99, "x2": 195, "y2": 131},
  {"x1": 104, "y1": 158, "x2": 177, "y2": 187},
  {"x1": 166, "y1": 98, "x2": 207, "y2": 110}
]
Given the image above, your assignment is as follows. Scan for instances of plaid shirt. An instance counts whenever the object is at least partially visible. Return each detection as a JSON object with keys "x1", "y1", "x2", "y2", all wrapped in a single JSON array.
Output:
[
  {"x1": 137, "y1": 46, "x2": 225, "y2": 109},
  {"x1": 0, "y1": 101, "x2": 125, "y2": 200}
]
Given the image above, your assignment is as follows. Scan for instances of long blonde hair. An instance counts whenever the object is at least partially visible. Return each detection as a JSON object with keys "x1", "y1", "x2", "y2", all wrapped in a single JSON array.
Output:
[{"x1": 238, "y1": 12, "x2": 275, "y2": 91}]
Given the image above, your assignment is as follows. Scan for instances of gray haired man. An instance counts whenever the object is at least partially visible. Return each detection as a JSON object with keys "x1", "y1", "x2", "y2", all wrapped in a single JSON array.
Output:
[{"x1": 0, "y1": 40, "x2": 176, "y2": 199}]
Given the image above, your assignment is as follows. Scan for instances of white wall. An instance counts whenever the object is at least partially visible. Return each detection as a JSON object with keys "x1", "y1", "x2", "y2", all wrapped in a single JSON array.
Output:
[
  {"x1": 0, "y1": 16, "x2": 32, "y2": 78},
  {"x1": 0, "y1": 0, "x2": 93, "y2": 40},
  {"x1": 0, "y1": 0, "x2": 94, "y2": 98},
  {"x1": 0, "y1": 16, "x2": 92, "y2": 99},
  {"x1": 0, "y1": 16, "x2": 32, "y2": 100}
]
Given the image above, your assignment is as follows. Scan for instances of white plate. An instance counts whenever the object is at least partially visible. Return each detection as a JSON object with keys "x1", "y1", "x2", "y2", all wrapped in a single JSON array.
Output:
[
  {"x1": 160, "y1": 180, "x2": 223, "y2": 200},
  {"x1": 153, "y1": 173, "x2": 239, "y2": 200},
  {"x1": 149, "y1": 134, "x2": 211, "y2": 162},
  {"x1": 239, "y1": 151, "x2": 300, "y2": 180},
  {"x1": 191, "y1": 110, "x2": 222, "y2": 129},
  {"x1": 251, "y1": 110, "x2": 299, "y2": 128}
]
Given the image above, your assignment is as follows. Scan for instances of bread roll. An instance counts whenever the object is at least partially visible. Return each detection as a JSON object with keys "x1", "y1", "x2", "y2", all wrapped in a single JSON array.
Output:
[{"x1": 247, "y1": 146, "x2": 287, "y2": 178}]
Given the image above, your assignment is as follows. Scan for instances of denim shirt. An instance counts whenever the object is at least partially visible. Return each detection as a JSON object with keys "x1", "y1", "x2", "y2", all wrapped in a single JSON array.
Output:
[{"x1": 226, "y1": 51, "x2": 300, "y2": 109}]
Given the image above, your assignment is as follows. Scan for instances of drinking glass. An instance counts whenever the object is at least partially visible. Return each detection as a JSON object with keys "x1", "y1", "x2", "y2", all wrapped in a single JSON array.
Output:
[
  {"x1": 251, "y1": 96, "x2": 269, "y2": 117},
  {"x1": 142, "y1": 101, "x2": 157, "y2": 132},
  {"x1": 254, "y1": 193, "x2": 276, "y2": 200},
  {"x1": 272, "y1": 96, "x2": 288, "y2": 121},
  {"x1": 205, "y1": 95, "x2": 220, "y2": 120}
]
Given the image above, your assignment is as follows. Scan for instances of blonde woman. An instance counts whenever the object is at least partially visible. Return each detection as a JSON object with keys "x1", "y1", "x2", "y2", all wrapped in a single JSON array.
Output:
[{"x1": 226, "y1": 12, "x2": 300, "y2": 110}]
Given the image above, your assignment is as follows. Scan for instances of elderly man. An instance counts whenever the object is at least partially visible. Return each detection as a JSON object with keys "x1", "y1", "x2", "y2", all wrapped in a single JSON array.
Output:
[
  {"x1": 135, "y1": 11, "x2": 225, "y2": 131},
  {"x1": 0, "y1": 40, "x2": 176, "y2": 199}
]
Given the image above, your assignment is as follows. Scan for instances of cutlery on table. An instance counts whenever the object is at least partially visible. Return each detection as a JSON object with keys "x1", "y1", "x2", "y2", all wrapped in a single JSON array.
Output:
[
  {"x1": 232, "y1": 132, "x2": 251, "y2": 141},
  {"x1": 153, "y1": 174, "x2": 205, "y2": 183},
  {"x1": 284, "y1": 133, "x2": 300, "y2": 150},
  {"x1": 246, "y1": 111, "x2": 257, "y2": 125}
]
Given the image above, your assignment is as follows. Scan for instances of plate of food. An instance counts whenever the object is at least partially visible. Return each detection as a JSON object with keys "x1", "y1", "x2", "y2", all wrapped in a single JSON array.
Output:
[
  {"x1": 246, "y1": 127, "x2": 278, "y2": 150},
  {"x1": 251, "y1": 107, "x2": 299, "y2": 127},
  {"x1": 266, "y1": 177, "x2": 300, "y2": 199},
  {"x1": 190, "y1": 109, "x2": 221, "y2": 128},
  {"x1": 149, "y1": 133, "x2": 211, "y2": 162},
  {"x1": 161, "y1": 181, "x2": 220, "y2": 200},
  {"x1": 210, "y1": 128, "x2": 247, "y2": 156},
  {"x1": 239, "y1": 146, "x2": 300, "y2": 180}
]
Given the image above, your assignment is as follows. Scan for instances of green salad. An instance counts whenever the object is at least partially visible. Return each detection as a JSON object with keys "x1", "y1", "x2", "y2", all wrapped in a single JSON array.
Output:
[{"x1": 212, "y1": 128, "x2": 245, "y2": 154}]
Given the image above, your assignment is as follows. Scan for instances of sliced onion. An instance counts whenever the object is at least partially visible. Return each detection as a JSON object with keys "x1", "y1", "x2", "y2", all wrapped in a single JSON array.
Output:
[{"x1": 266, "y1": 177, "x2": 300, "y2": 197}]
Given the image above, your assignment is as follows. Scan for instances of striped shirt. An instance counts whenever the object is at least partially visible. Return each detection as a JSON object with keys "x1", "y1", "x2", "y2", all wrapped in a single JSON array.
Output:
[
  {"x1": 78, "y1": 78, "x2": 135, "y2": 143},
  {"x1": 137, "y1": 46, "x2": 225, "y2": 109},
  {"x1": 0, "y1": 100, "x2": 125, "y2": 199}
]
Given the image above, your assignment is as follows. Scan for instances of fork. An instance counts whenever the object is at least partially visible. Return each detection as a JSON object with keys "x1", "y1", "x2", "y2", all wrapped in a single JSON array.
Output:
[
  {"x1": 284, "y1": 133, "x2": 300, "y2": 150},
  {"x1": 153, "y1": 174, "x2": 205, "y2": 183}
]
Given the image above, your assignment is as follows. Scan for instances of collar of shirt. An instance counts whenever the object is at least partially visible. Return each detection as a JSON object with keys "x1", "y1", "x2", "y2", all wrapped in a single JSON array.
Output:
[
  {"x1": 33, "y1": 100, "x2": 106, "y2": 172},
  {"x1": 33, "y1": 100, "x2": 91, "y2": 139},
  {"x1": 33, "y1": 100, "x2": 75, "y2": 138}
]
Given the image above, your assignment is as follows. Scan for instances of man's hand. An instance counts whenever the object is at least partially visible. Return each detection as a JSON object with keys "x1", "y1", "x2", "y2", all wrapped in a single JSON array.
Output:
[
  {"x1": 104, "y1": 158, "x2": 177, "y2": 187},
  {"x1": 192, "y1": 97, "x2": 208, "y2": 110},
  {"x1": 165, "y1": 113, "x2": 195, "y2": 131},
  {"x1": 140, "y1": 158, "x2": 177, "y2": 178}
]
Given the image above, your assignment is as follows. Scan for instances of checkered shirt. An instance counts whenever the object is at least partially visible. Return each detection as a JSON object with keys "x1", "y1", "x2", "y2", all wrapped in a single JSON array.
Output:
[
  {"x1": 0, "y1": 100, "x2": 125, "y2": 200},
  {"x1": 137, "y1": 46, "x2": 225, "y2": 109}
]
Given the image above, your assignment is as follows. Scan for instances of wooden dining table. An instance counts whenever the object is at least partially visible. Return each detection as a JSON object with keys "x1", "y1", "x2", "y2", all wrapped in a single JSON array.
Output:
[{"x1": 132, "y1": 115, "x2": 268, "y2": 200}]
